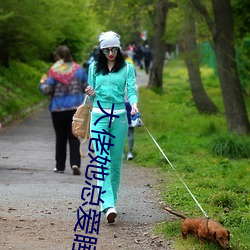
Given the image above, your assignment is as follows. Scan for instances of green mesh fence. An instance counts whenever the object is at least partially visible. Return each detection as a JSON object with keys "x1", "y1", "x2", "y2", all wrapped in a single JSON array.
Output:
[
  {"x1": 198, "y1": 41, "x2": 217, "y2": 75},
  {"x1": 198, "y1": 40, "x2": 250, "y2": 94}
]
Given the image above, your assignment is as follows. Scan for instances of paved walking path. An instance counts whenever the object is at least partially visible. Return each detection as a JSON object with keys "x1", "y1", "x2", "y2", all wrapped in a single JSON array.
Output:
[{"x1": 0, "y1": 70, "x2": 172, "y2": 249}]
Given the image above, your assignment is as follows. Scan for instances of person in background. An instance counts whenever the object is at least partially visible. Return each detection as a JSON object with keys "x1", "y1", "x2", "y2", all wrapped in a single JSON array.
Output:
[
  {"x1": 123, "y1": 52, "x2": 137, "y2": 160},
  {"x1": 134, "y1": 44, "x2": 144, "y2": 69},
  {"x1": 143, "y1": 44, "x2": 153, "y2": 74},
  {"x1": 86, "y1": 46, "x2": 99, "y2": 71},
  {"x1": 85, "y1": 31, "x2": 138, "y2": 223},
  {"x1": 125, "y1": 101, "x2": 135, "y2": 160},
  {"x1": 88, "y1": 46, "x2": 99, "y2": 64},
  {"x1": 39, "y1": 45, "x2": 88, "y2": 175}
]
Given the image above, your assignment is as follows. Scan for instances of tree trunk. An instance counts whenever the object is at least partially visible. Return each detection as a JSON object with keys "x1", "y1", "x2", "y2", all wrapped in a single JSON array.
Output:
[
  {"x1": 184, "y1": 4, "x2": 218, "y2": 114},
  {"x1": 212, "y1": 0, "x2": 250, "y2": 134},
  {"x1": 191, "y1": 0, "x2": 250, "y2": 134},
  {"x1": 147, "y1": 0, "x2": 169, "y2": 89}
]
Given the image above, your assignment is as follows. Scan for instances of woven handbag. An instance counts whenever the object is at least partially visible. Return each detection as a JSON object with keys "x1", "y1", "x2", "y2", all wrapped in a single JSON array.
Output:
[{"x1": 72, "y1": 95, "x2": 93, "y2": 157}]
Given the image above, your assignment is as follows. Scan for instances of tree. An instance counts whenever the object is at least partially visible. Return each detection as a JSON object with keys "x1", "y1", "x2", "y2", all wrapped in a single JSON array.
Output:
[
  {"x1": 148, "y1": 0, "x2": 177, "y2": 89},
  {"x1": 232, "y1": 0, "x2": 250, "y2": 40},
  {"x1": 184, "y1": 1, "x2": 218, "y2": 114},
  {"x1": 232, "y1": 0, "x2": 250, "y2": 96},
  {"x1": 0, "y1": 0, "x2": 98, "y2": 66},
  {"x1": 191, "y1": 0, "x2": 250, "y2": 134},
  {"x1": 90, "y1": 0, "x2": 155, "y2": 47}
]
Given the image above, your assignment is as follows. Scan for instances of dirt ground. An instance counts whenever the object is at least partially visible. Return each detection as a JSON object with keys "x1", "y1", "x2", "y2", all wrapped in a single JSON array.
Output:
[
  {"x1": 0, "y1": 75, "x2": 174, "y2": 249},
  {"x1": 0, "y1": 159, "x2": 173, "y2": 250}
]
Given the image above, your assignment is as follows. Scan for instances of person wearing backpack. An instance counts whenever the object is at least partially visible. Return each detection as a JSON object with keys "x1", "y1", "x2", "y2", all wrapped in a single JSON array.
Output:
[
  {"x1": 143, "y1": 44, "x2": 153, "y2": 74},
  {"x1": 85, "y1": 31, "x2": 138, "y2": 223},
  {"x1": 39, "y1": 45, "x2": 88, "y2": 175}
]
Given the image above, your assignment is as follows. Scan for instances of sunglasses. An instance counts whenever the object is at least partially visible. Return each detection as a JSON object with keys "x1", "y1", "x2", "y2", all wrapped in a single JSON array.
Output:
[{"x1": 102, "y1": 47, "x2": 119, "y2": 55}]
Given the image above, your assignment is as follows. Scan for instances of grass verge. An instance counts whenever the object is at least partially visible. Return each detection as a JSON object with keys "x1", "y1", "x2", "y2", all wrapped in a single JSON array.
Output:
[
  {"x1": 128, "y1": 58, "x2": 250, "y2": 250},
  {"x1": 0, "y1": 60, "x2": 50, "y2": 125}
]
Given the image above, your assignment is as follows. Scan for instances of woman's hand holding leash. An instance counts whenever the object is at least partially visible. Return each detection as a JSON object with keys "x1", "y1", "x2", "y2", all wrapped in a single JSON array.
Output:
[
  {"x1": 130, "y1": 103, "x2": 141, "y2": 127},
  {"x1": 131, "y1": 103, "x2": 138, "y2": 116}
]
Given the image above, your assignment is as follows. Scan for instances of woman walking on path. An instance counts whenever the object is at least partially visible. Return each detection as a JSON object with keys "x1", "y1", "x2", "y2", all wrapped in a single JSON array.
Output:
[
  {"x1": 39, "y1": 45, "x2": 88, "y2": 175},
  {"x1": 85, "y1": 31, "x2": 138, "y2": 223}
]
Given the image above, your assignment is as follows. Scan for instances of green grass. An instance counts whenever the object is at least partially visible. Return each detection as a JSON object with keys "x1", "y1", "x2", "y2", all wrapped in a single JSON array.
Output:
[
  {"x1": 130, "y1": 58, "x2": 250, "y2": 250},
  {"x1": 0, "y1": 60, "x2": 50, "y2": 123}
]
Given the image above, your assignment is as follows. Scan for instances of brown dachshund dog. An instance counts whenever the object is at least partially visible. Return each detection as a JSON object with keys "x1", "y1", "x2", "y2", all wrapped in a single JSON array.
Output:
[{"x1": 162, "y1": 207, "x2": 231, "y2": 249}]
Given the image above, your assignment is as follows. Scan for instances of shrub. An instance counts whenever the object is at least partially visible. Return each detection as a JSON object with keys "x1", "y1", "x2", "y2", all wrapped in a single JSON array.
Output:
[{"x1": 210, "y1": 135, "x2": 250, "y2": 159}]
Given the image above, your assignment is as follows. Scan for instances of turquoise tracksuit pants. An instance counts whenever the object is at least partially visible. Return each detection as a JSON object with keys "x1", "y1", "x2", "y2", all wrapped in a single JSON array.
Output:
[{"x1": 90, "y1": 110, "x2": 128, "y2": 212}]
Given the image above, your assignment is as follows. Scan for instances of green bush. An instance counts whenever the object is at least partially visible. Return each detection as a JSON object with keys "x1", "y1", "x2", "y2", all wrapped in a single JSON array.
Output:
[
  {"x1": 210, "y1": 135, "x2": 250, "y2": 159},
  {"x1": 0, "y1": 60, "x2": 49, "y2": 123}
]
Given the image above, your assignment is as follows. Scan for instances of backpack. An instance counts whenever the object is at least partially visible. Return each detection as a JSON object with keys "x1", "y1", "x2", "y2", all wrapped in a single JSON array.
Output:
[{"x1": 72, "y1": 95, "x2": 93, "y2": 158}]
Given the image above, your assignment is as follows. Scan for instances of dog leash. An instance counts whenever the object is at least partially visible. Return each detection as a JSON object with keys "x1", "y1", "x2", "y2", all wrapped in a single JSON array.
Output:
[{"x1": 139, "y1": 118, "x2": 209, "y2": 218}]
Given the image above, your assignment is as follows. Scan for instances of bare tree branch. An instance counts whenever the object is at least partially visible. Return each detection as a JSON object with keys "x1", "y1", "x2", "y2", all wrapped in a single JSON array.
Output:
[{"x1": 190, "y1": 0, "x2": 216, "y2": 37}]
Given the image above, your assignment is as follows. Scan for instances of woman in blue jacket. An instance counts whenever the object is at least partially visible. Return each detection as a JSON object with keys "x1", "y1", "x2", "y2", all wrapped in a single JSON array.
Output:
[
  {"x1": 39, "y1": 45, "x2": 88, "y2": 175},
  {"x1": 86, "y1": 31, "x2": 138, "y2": 223}
]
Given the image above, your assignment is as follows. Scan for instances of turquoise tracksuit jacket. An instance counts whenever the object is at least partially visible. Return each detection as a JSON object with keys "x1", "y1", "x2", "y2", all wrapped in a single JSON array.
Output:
[{"x1": 87, "y1": 62, "x2": 138, "y2": 110}]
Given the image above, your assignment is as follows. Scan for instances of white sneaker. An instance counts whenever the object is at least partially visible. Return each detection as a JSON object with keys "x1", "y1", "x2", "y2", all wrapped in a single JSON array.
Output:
[
  {"x1": 106, "y1": 207, "x2": 117, "y2": 223},
  {"x1": 53, "y1": 168, "x2": 64, "y2": 173},
  {"x1": 127, "y1": 152, "x2": 133, "y2": 160}
]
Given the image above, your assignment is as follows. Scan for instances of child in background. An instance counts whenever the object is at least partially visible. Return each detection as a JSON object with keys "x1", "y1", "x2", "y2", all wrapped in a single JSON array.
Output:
[{"x1": 123, "y1": 51, "x2": 137, "y2": 160}]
